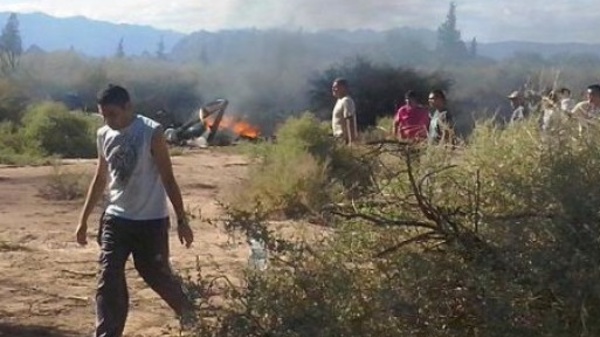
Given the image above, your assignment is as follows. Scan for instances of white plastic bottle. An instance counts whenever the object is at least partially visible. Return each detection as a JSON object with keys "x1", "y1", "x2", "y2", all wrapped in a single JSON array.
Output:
[{"x1": 248, "y1": 238, "x2": 268, "y2": 271}]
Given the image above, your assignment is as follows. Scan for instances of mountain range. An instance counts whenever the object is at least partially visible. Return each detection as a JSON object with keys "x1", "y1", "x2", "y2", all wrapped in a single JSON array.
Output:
[{"x1": 1, "y1": 11, "x2": 600, "y2": 61}]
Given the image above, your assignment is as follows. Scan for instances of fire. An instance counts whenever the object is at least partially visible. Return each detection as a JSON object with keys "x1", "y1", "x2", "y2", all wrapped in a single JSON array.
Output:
[{"x1": 205, "y1": 115, "x2": 260, "y2": 139}]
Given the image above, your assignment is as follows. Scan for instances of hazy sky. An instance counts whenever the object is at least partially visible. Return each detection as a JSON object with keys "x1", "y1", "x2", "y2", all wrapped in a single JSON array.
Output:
[{"x1": 0, "y1": 0, "x2": 597, "y2": 43}]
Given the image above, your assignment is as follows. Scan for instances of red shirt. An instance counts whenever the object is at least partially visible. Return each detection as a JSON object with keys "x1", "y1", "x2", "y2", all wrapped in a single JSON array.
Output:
[{"x1": 394, "y1": 104, "x2": 430, "y2": 140}]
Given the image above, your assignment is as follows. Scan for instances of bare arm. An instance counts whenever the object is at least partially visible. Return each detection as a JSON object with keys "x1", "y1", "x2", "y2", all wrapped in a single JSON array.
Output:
[
  {"x1": 344, "y1": 118, "x2": 355, "y2": 145},
  {"x1": 151, "y1": 129, "x2": 186, "y2": 220},
  {"x1": 76, "y1": 155, "x2": 107, "y2": 245},
  {"x1": 79, "y1": 156, "x2": 108, "y2": 224},
  {"x1": 343, "y1": 99, "x2": 357, "y2": 145},
  {"x1": 152, "y1": 129, "x2": 194, "y2": 247}
]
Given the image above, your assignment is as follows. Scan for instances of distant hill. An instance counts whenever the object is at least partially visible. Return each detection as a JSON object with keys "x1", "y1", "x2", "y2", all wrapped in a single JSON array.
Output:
[
  {"x1": 1, "y1": 11, "x2": 599, "y2": 61},
  {"x1": 0, "y1": 12, "x2": 185, "y2": 57},
  {"x1": 478, "y1": 41, "x2": 600, "y2": 60}
]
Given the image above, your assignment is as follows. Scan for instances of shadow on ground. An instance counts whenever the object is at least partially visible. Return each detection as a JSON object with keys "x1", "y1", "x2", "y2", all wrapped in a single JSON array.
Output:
[{"x1": 0, "y1": 322, "x2": 81, "y2": 337}]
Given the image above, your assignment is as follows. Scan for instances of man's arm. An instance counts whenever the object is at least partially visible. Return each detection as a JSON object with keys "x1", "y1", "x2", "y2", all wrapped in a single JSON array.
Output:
[
  {"x1": 440, "y1": 112, "x2": 457, "y2": 145},
  {"x1": 151, "y1": 129, "x2": 194, "y2": 247},
  {"x1": 343, "y1": 100, "x2": 357, "y2": 145},
  {"x1": 76, "y1": 155, "x2": 108, "y2": 245},
  {"x1": 151, "y1": 128, "x2": 185, "y2": 220}
]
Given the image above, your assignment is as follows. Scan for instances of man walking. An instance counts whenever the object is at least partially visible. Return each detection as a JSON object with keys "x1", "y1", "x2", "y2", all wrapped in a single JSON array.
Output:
[{"x1": 75, "y1": 84, "x2": 195, "y2": 337}]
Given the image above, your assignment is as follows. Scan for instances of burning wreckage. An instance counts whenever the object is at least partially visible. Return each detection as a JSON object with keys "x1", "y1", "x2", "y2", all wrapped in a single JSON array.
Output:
[{"x1": 161, "y1": 99, "x2": 260, "y2": 147}]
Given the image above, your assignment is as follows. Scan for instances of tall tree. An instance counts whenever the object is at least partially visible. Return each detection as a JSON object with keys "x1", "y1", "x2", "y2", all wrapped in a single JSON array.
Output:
[
  {"x1": 115, "y1": 37, "x2": 125, "y2": 58},
  {"x1": 0, "y1": 13, "x2": 23, "y2": 74},
  {"x1": 436, "y1": 2, "x2": 467, "y2": 62},
  {"x1": 156, "y1": 36, "x2": 166, "y2": 60},
  {"x1": 469, "y1": 37, "x2": 478, "y2": 58}
]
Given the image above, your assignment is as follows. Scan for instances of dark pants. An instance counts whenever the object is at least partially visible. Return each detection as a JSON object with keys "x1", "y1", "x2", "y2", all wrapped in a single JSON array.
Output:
[{"x1": 95, "y1": 213, "x2": 191, "y2": 337}]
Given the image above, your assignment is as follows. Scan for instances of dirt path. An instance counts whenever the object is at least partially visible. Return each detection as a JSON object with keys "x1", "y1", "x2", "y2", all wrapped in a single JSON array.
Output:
[{"x1": 0, "y1": 149, "x2": 251, "y2": 337}]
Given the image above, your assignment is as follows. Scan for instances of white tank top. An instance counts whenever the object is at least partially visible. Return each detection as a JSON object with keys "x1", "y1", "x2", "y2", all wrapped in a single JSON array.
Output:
[{"x1": 97, "y1": 115, "x2": 169, "y2": 220}]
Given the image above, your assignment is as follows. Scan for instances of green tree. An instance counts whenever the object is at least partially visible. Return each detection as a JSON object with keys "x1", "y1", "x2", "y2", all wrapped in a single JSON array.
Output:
[
  {"x1": 0, "y1": 13, "x2": 23, "y2": 74},
  {"x1": 115, "y1": 37, "x2": 125, "y2": 58},
  {"x1": 156, "y1": 36, "x2": 166, "y2": 60},
  {"x1": 469, "y1": 37, "x2": 478, "y2": 58},
  {"x1": 436, "y1": 2, "x2": 467, "y2": 63}
]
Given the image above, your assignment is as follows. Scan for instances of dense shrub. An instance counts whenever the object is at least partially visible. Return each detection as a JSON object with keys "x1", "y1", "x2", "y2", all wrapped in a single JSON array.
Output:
[
  {"x1": 183, "y1": 115, "x2": 600, "y2": 337},
  {"x1": 0, "y1": 78, "x2": 29, "y2": 122},
  {"x1": 229, "y1": 113, "x2": 372, "y2": 218},
  {"x1": 21, "y1": 102, "x2": 100, "y2": 158}
]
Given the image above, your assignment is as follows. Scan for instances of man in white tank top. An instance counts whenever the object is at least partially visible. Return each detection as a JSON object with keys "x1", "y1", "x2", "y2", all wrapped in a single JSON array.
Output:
[
  {"x1": 331, "y1": 78, "x2": 358, "y2": 145},
  {"x1": 75, "y1": 84, "x2": 195, "y2": 337}
]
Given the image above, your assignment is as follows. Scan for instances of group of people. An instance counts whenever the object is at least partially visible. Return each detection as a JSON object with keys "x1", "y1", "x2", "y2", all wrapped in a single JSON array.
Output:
[
  {"x1": 330, "y1": 77, "x2": 454, "y2": 145},
  {"x1": 331, "y1": 77, "x2": 600, "y2": 147},
  {"x1": 537, "y1": 84, "x2": 600, "y2": 132},
  {"x1": 75, "y1": 79, "x2": 600, "y2": 337}
]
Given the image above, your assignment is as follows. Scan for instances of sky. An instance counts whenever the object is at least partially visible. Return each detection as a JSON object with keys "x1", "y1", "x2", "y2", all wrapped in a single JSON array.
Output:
[{"x1": 0, "y1": 0, "x2": 598, "y2": 43}]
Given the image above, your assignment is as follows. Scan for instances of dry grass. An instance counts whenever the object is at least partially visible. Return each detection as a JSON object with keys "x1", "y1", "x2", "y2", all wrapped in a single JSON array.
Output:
[{"x1": 38, "y1": 162, "x2": 92, "y2": 201}]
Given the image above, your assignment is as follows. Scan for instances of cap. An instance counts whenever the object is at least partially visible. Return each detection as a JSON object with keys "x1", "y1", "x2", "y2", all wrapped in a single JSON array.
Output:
[
  {"x1": 507, "y1": 90, "x2": 522, "y2": 99},
  {"x1": 506, "y1": 90, "x2": 523, "y2": 98}
]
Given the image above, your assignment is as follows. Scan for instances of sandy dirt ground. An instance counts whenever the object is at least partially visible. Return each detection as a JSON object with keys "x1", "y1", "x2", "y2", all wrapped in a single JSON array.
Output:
[{"x1": 0, "y1": 149, "x2": 253, "y2": 337}]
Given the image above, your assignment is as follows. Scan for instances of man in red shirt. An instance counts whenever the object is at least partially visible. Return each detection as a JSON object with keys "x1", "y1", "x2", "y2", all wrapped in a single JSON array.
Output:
[{"x1": 393, "y1": 90, "x2": 430, "y2": 141}]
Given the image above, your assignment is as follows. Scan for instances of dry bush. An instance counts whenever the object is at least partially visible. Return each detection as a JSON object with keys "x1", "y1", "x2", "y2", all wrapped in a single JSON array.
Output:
[
  {"x1": 227, "y1": 113, "x2": 372, "y2": 219},
  {"x1": 38, "y1": 162, "x2": 92, "y2": 201},
  {"x1": 179, "y1": 114, "x2": 600, "y2": 337}
]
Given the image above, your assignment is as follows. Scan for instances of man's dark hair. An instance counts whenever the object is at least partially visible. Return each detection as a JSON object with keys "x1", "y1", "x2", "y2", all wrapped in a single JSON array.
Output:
[
  {"x1": 587, "y1": 84, "x2": 600, "y2": 95},
  {"x1": 559, "y1": 87, "x2": 571, "y2": 95},
  {"x1": 430, "y1": 89, "x2": 446, "y2": 101},
  {"x1": 405, "y1": 90, "x2": 418, "y2": 100},
  {"x1": 333, "y1": 77, "x2": 349, "y2": 88},
  {"x1": 97, "y1": 84, "x2": 130, "y2": 107}
]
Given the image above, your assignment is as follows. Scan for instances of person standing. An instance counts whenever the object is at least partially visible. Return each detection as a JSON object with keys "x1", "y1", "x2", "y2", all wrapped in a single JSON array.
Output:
[
  {"x1": 507, "y1": 90, "x2": 529, "y2": 123},
  {"x1": 570, "y1": 84, "x2": 600, "y2": 134},
  {"x1": 331, "y1": 78, "x2": 358, "y2": 145},
  {"x1": 558, "y1": 87, "x2": 576, "y2": 112},
  {"x1": 75, "y1": 84, "x2": 195, "y2": 337},
  {"x1": 393, "y1": 90, "x2": 430, "y2": 142},
  {"x1": 428, "y1": 89, "x2": 455, "y2": 145}
]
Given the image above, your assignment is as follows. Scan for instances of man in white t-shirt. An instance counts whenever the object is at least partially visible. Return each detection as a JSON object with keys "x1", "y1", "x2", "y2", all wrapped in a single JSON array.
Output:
[
  {"x1": 331, "y1": 78, "x2": 358, "y2": 145},
  {"x1": 570, "y1": 84, "x2": 600, "y2": 132},
  {"x1": 558, "y1": 87, "x2": 576, "y2": 112}
]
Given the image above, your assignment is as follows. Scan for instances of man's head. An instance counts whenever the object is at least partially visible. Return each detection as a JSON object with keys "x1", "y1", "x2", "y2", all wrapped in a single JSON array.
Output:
[
  {"x1": 97, "y1": 84, "x2": 133, "y2": 129},
  {"x1": 428, "y1": 89, "x2": 446, "y2": 111},
  {"x1": 405, "y1": 90, "x2": 418, "y2": 106},
  {"x1": 332, "y1": 78, "x2": 349, "y2": 99},
  {"x1": 507, "y1": 90, "x2": 524, "y2": 109},
  {"x1": 586, "y1": 84, "x2": 600, "y2": 106},
  {"x1": 559, "y1": 87, "x2": 571, "y2": 98}
]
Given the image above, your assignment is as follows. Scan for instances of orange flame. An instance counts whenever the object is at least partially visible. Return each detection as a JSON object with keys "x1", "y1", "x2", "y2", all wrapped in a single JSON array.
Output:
[{"x1": 205, "y1": 115, "x2": 260, "y2": 139}]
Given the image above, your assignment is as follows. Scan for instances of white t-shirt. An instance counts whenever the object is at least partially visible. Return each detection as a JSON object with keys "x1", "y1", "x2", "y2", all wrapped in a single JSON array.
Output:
[
  {"x1": 560, "y1": 98, "x2": 575, "y2": 112},
  {"x1": 97, "y1": 115, "x2": 169, "y2": 220},
  {"x1": 332, "y1": 96, "x2": 356, "y2": 137}
]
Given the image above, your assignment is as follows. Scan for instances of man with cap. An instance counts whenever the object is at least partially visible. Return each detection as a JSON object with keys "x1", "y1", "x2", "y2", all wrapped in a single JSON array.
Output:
[{"x1": 508, "y1": 90, "x2": 528, "y2": 123}]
